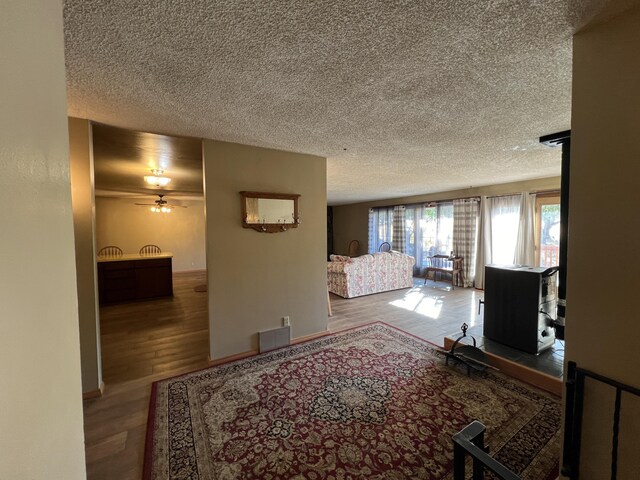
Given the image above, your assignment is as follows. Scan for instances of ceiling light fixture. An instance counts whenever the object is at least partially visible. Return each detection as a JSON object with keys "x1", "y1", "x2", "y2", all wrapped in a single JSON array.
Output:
[
  {"x1": 144, "y1": 168, "x2": 171, "y2": 187},
  {"x1": 150, "y1": 206, "x2": 171, "y2": 213},
  {"x1": 137, "y1": 195, "x2": 184, "y2": 214}
]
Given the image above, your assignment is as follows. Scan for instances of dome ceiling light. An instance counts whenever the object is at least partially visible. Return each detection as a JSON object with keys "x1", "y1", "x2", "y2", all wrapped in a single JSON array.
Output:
[{"x1": 144, "y1": 168, "x2": 171, "y2": 187}]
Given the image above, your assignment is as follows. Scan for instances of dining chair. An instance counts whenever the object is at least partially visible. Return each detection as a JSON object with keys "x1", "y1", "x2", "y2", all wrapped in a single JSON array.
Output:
[
  {"x1": 97, "y1": 246, "x2": 123, "y2": 257},
  {"x1": 348, "y1": 239, "x2": 360, "y2": 257},
  {"x1": 139, "y1": 244, "x2": 161, "y2": 256},
  {"x1": 379, "y1": 242, "x2": 391, "y2": 252}
]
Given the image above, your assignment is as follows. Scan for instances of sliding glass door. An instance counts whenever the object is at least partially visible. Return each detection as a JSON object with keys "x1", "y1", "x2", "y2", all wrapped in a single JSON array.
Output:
[
  {"x1": 405, "y1": 203, "x2": 453, "y2": 273},
  {"x1": 536, "y1": 195, "x2": 561, "y2": 267}
]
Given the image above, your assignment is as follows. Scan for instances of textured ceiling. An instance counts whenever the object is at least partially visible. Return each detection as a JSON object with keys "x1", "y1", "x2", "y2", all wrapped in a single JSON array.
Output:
[{"x1": 64, "y1": 0, "x2": 610, "y2": 205}]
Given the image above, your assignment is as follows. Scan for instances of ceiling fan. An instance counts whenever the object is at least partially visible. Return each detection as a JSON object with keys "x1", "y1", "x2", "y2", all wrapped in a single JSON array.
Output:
[{"x1": 134, "y1": 194, "x2": 187, "y2": 213}]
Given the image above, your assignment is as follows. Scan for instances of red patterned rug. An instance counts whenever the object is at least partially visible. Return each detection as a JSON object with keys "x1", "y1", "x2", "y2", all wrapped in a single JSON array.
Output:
[{"x1": 144, "y1": 323, "x2": 560, "y2": 479}]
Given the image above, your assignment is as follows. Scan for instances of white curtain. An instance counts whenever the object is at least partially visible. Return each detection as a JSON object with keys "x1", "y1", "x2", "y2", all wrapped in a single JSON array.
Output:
[
  {"x1": 474, "y1": 195, "x2": 521, "y2": 289},
  {"x1": 489, "y1": 195, "x2": 521, "y2": 264},
  {"x1": 452, "y1": 198, "x2": 479, "y2": 287},
  {"x1": 474, "y1": 197, "x2": 491, "y2": 289},
  {"x1": 515, "y1": 192, "x2": 536, "y2": 265}
]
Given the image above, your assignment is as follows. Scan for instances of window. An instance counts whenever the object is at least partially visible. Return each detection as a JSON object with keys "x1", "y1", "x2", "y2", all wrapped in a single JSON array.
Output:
[
  {"x1": 369, "y1": 202, "x2": 453, "y2": 272},
  {"x1": 405, "y1": 203, "x2": 453, "y2": 272},
  {"x1": 368, "y1": 207, "x2": 393, "y2": 253},
  {"x1": 422, "y1": 203, "x2": 453, "y2": 257},
  {"x1": 535, "y1": 195, "x2": 560, "y2": 267}
]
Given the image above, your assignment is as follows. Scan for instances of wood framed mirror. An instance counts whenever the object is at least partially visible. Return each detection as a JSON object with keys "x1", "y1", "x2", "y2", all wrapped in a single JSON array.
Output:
[{"x1": 240, "y1": 191, "x2": 301, "y2": 233}]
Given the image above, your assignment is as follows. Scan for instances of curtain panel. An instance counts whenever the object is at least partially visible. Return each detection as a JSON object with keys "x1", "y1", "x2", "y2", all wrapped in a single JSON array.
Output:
[
  {"x1": 452, "y1": 198, "x2": 479, "y2": 287},
  {"x1": 367, "y1": 209, "x2": 376, "y2": 254},
  {"x1": 489, "y1": 194, "x2": 521, "y2": 265},
  {"x1": 368, "y1": 207, "x2": 393, "y2": 253},
  {"x1": 515, "y1": 192, "x2": 536, "y2": 265},
  {"x1": 474, "y1": 197, "x2": 490, "y2": 289},
  {"x1": 405, "y1": 206, "x2": 423, "y2": 275},
  {"x1": 392, "y1": 205, "x2": 406, "y2": 253},
  {"x1": 475, "y1": 193, "x2": 539, "y2": 289}
]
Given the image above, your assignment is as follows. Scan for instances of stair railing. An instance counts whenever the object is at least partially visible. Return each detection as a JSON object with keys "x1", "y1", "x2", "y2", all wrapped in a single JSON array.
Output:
[
  {"x1": 562, "y1": 361, "x2": 640, "y2": 479},
  {"x1": 452, "y1": 420, "x2": 522, "y2": 480}
]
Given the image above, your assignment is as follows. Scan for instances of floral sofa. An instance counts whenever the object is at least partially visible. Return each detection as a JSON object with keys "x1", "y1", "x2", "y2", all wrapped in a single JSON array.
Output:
[{"x1": 327, "y1": 252, "x2": 415, "y2": 298}]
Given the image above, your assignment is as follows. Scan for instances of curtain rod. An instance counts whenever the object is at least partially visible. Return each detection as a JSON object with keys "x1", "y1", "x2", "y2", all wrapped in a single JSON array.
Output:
[
  {"x1": 371, "y1": 188, "x2": 560, "y2": 210},
  {"x1": 485, "y1": 188, "x2": 560, "y2": 199},
  {"x1": 372, "y1": 196, "x2": 479, "y2": 210}
]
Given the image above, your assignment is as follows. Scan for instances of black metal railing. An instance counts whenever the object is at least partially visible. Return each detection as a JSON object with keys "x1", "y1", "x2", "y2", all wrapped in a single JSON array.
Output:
[
  {"x1": 562, "y1": 361, "x2": 640, "y2": 479},
  {"x1": 452, "y1": 421, "x2": 521, "y2": 480}
]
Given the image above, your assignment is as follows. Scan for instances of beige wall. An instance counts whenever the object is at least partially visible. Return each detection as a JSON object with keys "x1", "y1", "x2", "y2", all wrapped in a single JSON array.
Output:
[
  {"x1": 0, "y1": 1, "x2": 87, "y2": 478},
  {"x1": 69, "y1": 117, "x2": 103, "y2": 394},
  {"x1": 333, "y1": 176, "x2": 560, "y2": 256},
  {"x1": 204, "y1": 140, "x2": 327, "y2": 359},
  {"x1": 565, "y1": 5, "x2": 640, "y2": 476},
  {"x1": 95, "y1": 197, "x2": 206, "y2": 272}
]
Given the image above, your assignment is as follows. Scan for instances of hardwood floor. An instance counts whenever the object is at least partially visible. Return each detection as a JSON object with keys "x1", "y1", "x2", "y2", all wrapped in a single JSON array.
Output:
[
  {"x1": 82, "y1": 275, "x2": 480, "y2": 479},
  {"x1": 329, "y1": 279, "x2": 564, "y2": 382},
  {"x1": 82, "y1": 273, "x2": 564, "y2": 478},
  {"x1": 84, "y1": 270, "x2": 209, "y2": 480},
  {"x1": 328, "y1": 277, "x2": 483, "y2": 345}
]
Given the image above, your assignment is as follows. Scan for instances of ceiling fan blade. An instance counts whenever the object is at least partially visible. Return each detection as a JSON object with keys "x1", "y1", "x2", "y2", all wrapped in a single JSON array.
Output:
[{"x1": 133, "y1": 193, "x2": 188, "y2": 209}]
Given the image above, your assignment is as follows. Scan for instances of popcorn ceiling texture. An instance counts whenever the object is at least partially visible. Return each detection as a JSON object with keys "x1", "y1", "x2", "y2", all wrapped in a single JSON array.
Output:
[{"x1": 63, "y1": 0, "x2": 608, "y2": 205}]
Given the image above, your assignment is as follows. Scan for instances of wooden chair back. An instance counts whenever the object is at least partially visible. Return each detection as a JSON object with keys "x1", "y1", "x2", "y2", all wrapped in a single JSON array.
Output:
[
  {"x1": 348, "y1": 240, "x2": 360, "y2": 257},
  {"x1": 97, "y1": 246, "x2": 123, "y2": 258},
  {"x1": 139, "y1": 244, "x2": 162, "y2": 256},
  {"x1": 379, "y1": 242, "x2": 391, "y2": 252},
  {"x1": 428, "y1": 254, "x2": 453, "y2": 269}
]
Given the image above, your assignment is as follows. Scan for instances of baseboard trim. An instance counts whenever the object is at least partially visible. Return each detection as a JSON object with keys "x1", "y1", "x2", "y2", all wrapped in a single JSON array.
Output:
[
  {"x1": 291, "y1": 329, "x2": 331, "y2": 345},
  {"x1": 173, "y1": 269, "x2": 207, "y2": 275},
  {"x1": 208, "y1": 329, "x2": 331, "y2": 367},
  {"x1": 82, "y1": 381, "x2": 105, "y2": 400},
  {"x1": 208, "y1": 349, "x2": 259, "y2": 366},
  {"x1": 444, "y1": 337, "x2": 562, "y2": 397}
]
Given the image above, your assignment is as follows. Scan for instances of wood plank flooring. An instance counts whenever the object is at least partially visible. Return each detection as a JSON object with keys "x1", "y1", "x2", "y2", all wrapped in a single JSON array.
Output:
[
  {"x1": 328, "y1": 278, "x2": 483, "y2": 345},
  {"x1": 329, "y1": 280, "x2": 564, "y2": 381},
  {"x1": 83, "y1": 271, "x2": 209, "y2": 480},
  {"x1": 82, "y1": 275, "x2": 480, "y2": 479}
]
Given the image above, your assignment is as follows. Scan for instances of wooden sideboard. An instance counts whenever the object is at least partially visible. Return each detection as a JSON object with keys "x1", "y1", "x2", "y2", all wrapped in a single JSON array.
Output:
[{"x1": 97, "y1": 253, "x2": 173, "y2": 305}]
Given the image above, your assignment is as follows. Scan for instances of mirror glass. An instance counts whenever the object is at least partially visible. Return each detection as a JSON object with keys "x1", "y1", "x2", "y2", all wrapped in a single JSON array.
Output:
[
  {"x1": 240, "y1": 191, "x2": 300, "y2": 233},
  {"x1": 246, "y1": 198, "x2": 295, "y2": 224}
]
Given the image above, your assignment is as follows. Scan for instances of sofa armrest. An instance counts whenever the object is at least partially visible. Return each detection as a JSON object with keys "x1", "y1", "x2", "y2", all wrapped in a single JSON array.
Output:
[{"x1": 327, "y1": 261, "x2": 347, "y2": 274}]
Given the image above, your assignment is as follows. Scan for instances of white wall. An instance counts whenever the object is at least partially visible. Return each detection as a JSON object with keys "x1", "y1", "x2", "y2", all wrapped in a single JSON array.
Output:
[
  {"x1": 95, "y1": 197, "x2": 206, "y2": 272},
  {"x1": 204, "y1": 140, "x2": 328, "y2": 359},
  {"x1": 0, "y1": 1, "x2": 87, "y2": 478},
  {"x1": 565, "y1": 4, "x2": 640, "y2": 477}
]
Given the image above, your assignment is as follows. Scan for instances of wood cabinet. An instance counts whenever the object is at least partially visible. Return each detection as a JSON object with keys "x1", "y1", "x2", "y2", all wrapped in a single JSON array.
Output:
[{"x1": 97, "y1": 255, "x2": 173, "y2": 305}]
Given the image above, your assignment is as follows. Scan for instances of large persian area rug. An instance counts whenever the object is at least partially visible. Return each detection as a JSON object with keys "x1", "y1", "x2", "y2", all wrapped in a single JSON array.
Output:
[{"x1": 144, "y1": 323, "x2": 560, "y2": 479}]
